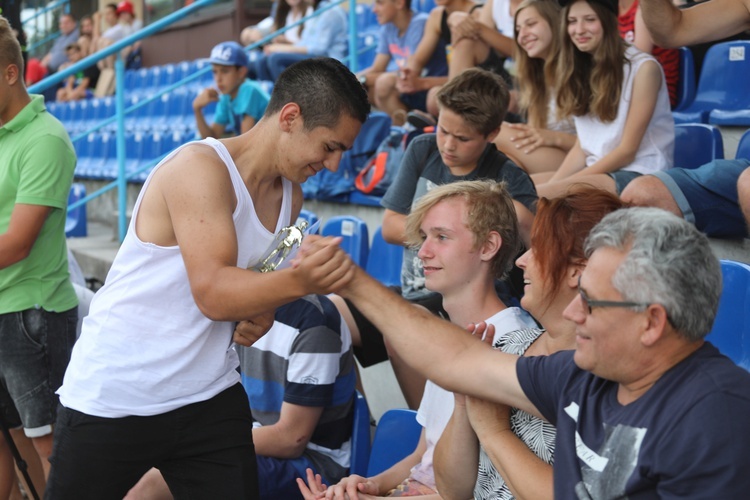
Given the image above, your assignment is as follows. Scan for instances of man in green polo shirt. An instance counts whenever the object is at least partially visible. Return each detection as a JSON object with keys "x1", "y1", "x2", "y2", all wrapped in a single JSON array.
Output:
[{"x1": 0, "y1": 15, "x2": 78, "y2": 494}]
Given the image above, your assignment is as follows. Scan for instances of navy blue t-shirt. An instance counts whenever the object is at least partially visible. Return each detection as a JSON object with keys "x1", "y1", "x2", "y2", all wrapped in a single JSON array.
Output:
[{"x1": 517, "y1": 343, "x2": 750, "y2": 499}]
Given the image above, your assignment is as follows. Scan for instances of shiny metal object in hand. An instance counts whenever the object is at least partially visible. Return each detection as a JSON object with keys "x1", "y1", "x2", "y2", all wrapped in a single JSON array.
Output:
[{"x1": 250, "y1": 220, "x2": 309, "y2": 273}]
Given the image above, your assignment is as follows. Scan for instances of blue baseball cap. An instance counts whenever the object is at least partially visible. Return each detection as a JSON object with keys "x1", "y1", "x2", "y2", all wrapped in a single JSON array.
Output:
[{"x1": 207, "y1": 41, "x2": 249, "y2": 67}]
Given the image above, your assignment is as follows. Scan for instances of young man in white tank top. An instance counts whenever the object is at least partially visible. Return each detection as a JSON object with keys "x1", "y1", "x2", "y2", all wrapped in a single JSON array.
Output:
[{"x1": 45, "y1": 57, "x2": 370, "y2": 499}]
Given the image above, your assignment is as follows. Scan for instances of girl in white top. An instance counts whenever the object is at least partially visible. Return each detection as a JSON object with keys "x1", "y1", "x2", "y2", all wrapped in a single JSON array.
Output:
[
  {"x1": 494, "y1": 0, "x2": 577, "y2": 175},
  {"x1": 535, "y1": 0, "x2": 674, "y2": 198}
]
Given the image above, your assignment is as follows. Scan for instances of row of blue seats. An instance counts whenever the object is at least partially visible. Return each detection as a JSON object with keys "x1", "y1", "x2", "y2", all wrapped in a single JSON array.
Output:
[
  {"x1": 73, "y1": 129, "x2": 195, "y2": 182},
  {"x1": 47, "y1": 84, "x2": 279, "y2": 137},
  {"x1": 674, "y1": 41, "x2": 750, "y2": 125}
]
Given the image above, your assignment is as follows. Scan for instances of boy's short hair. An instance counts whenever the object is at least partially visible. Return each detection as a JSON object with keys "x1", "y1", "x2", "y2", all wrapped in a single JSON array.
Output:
[
  {"x1": 208, "y1": 41, "x2": 249, "y2": 69},
  {"x1": 435, "y1": 68, "x2": 509, "y2": 136},
  {"x1": 405, "y1": 180, "x2": 520, "y2": 279},
  {"x1": 0, "y1": 16, "x2": 23, "y2": 74},
  {"x1": 66, "y1": 43, "x2": 81, "y2": 53},
  {"x1": 265, "y1": 57, "x2": 369, "y2": 131}
]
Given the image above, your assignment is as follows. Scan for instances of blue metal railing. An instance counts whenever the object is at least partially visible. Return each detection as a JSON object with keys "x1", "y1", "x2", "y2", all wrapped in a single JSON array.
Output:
[{"x1": 30, "y1": 0, "x2": 366, "y2": 242}]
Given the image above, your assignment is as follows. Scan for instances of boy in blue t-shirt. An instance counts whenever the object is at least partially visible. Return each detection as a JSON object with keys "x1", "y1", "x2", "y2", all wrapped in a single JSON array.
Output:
[
  {"x1": 357, "y1": 0, "x2": 447, "y2": 124},
  {"x1": 193, "y1": 41, "x2": 270, "y2": 138}
]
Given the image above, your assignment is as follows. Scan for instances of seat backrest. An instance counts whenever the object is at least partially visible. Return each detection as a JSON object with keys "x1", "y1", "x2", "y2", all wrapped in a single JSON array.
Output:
[
  {"x1": 692, "y1": 41, "x2": 750, "y2": 108},
  {"x1": 366, "y1": 409, "x2": 421, "y2": 477},
  {"x1": 673, "y1": 47, "x2": 696, "y2": 111},
  {"x1": 321, "y1": 216, "x2": 370, "y2": 268},
  {"x1": 66, "y1": 183, "x2": 88, "y2": 238},
  {"x1": 365, "y1": 226, "x2": 403, "y2": 287},
  {"x1": 297, "y1": 209, "x2": 319, "y2": 229},
  {"x1": 673, "y1": 124, "x2": 724, "y2": 169},
  {"x1": 706, "y1": 260, "x2": 750, "y2": 371},
  {"x1": 349, "y1": 391, "x2": 372, "y2": 476},
  {"x1": 736, "y1": 129, "x2": 750, "y2": 160}
]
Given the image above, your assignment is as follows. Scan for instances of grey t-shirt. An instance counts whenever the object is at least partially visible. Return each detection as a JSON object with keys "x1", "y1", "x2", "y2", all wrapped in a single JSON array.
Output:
[{"x1": 381, "y1": 134, "x2": 537, "y2": 300}]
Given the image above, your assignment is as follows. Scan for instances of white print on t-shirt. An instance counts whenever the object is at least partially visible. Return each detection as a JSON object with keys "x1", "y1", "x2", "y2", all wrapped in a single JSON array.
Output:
[{"x1": 564, "y1": 402, "x2": 648, "y2": 499}]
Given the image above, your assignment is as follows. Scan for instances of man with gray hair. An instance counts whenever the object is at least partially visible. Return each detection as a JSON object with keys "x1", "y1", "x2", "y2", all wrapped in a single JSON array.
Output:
[{"x1": 337, "y1": 207, "x2": 750, "y2": 498}]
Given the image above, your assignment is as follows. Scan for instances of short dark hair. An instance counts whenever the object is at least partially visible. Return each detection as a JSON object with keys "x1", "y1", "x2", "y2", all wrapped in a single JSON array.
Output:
[
  {"x1": 265, "y1": 57, "x2": 369, "y2": 130},
  {"x1": 0, "y1": 16, "x2": 23, "y2": 74},
  {"x1": 436, "y1": 68, "x2": 509, "y2": 136}
]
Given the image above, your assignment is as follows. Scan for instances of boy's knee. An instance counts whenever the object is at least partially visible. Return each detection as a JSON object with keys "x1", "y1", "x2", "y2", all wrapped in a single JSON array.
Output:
[
  {"x1": 620, "y1": 175, "x2": 681, "y2": 216},
  {"x1": 738, "y1": 167, "x2": 750, "y2": 216},
  {"x1": 373, "y1": 72, "x2": 397, "y2": 102}
]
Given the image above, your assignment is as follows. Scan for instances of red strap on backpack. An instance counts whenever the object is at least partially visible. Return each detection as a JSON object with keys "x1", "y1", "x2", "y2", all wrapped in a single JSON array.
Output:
[{"x1": 355, "y1": 151, "x2": 388, "y2": 194}]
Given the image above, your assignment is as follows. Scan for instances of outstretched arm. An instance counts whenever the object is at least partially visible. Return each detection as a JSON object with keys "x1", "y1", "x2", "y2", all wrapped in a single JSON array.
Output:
[
  {"x1": 639, "y1": 0, "x2": 750, "y2": 48},
  {"x1": 340, "y1": 268, "x2": 538, "y2": 415}
]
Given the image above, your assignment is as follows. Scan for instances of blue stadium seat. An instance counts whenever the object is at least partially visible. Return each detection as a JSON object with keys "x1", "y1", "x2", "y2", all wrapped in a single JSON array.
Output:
[
  {"x1": 707, "y1": 42, "x2": 750, "y2": 125},
  {"x1": 349, "y1": 391, "x2": 372, "y2": 477},
  {"x1": 357, "y1": 31, "x2": 379, "y2": 70},
  {"x1": 65, "y1": 183, "x2": 87, "y2": 238},
  {"x1": 321, "y1": 216, "x2": 369, "y2": 268},
  {"x1": 345, "y1": 111, "x2": 392, "y2": 173},
  {"x1": 414, "y1": 0, "x2": 436, "y2": 13},
  {"x1": 366, "y1": 409, "x2": 421, "y2": 477},
  {"x1": 736, "y1": 129, "x2": 750, "y2": 160},
  {"x1": 673, "y1": 41, "x2": 750, "y2": 124},
  {"x1": 75, "y1": 132, "x2": 102, "y2": 178},
  {"x1": 93, "y1": 132, "x2": 118, "y2": 180},
  {"x1": 65, "y1": 100, "x2": 85, "y2": 135},
  {"x1": 72, "y1": 134, "x2": 91, "y2": 178},
  {"x1": 673, "y1": 123, "x2": 724, "y2": 169},
  {"x1": 673, "y1": 47, "x2": 696, "y2": 112},
  {"x1": 706, "y1": 260, "x2": 750, "y2": 371},
  {"x1": 355, "y1": 3, "x2": 379, "y2": 32},
  {"x1": 126, "y1": 67, "x2": 150, "y2": 98},
  {"x1": 297, "y1": 209, "x2": 319, "y2": 228},
  {"x1": 365, "y1": 226, "x2": 402, "y2": 287}
]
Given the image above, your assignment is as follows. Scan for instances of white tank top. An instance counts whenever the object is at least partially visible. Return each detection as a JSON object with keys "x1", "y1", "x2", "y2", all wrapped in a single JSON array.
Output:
[
  {"x1": 58, "y1": 138, "x2": 293, "y2": 417},
  {"x1": 574, "y1": 45, "x2": 674, "y2": 175},
  {"x1": 492, "y1": 0, "x2": 515, "y2": 36}
]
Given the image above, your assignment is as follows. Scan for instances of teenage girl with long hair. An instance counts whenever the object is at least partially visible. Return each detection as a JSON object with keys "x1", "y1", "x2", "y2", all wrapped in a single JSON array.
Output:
[
  {"x1": 494, "y1": 0, "x2": 577, "y2": 174},
  {"x1": 535, "y1": 0, "x2": 673, "y2": 199}
]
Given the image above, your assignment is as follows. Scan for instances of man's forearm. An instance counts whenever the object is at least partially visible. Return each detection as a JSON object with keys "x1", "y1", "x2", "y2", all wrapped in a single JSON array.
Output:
[{"x1": 339, "y1": 268, "x2": 528, "y2": 408}]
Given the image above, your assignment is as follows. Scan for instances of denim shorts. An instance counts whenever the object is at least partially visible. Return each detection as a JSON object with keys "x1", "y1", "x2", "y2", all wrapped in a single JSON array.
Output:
[
  {"x1": 651, "y1": 159, "x2": 750, "y2": 238},
  {"x1": 608, "y1": 170, "x2": 642, "y2": 194},
  {"x1": 0, "y1": 307, "x2": 77, "y2": 437}
]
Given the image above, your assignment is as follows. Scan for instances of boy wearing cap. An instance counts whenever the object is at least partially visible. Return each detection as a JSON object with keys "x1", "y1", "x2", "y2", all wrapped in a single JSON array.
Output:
[{"x1": 194, "y1": 41, "x2": 271, "y2": 139}]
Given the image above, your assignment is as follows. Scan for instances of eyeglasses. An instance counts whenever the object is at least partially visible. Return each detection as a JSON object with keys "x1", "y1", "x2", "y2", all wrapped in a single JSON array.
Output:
[{"x1": 577, "y1": 276, "x2": 651, "y2": 315}]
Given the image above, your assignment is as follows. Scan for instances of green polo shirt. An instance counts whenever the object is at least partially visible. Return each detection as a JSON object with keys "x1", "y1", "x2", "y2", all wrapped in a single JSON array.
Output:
[{"x1": 0, "y1": 94, "x2": 78, "y2": 313}]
